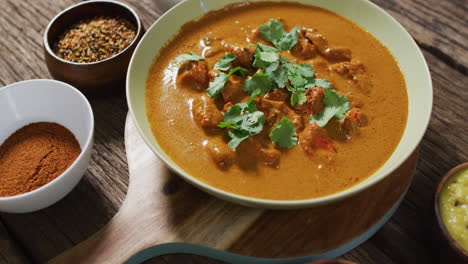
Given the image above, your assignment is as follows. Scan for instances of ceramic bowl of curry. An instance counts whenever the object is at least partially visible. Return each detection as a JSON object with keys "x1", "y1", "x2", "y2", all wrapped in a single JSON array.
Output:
[
  {"x1": 0, "y1": 79, "x2": 94, "y2": 213},
  {"x1": 43, "y1": 0, "x2": 144, "y2": 96},
  {"x1": 127, "y1": 0, "x2": 432, "y2": 209}
]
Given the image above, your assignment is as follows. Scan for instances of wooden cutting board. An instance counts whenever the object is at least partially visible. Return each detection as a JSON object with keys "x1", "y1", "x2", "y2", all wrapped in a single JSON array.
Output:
[{"x1": 50, "y1": 114, "x2": 418, "y2": 264}]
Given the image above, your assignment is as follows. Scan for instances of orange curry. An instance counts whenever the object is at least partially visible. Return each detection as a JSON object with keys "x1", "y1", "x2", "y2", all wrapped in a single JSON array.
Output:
[{"x1": 146, "y1": 2, "x2": 408, "y2": 200}]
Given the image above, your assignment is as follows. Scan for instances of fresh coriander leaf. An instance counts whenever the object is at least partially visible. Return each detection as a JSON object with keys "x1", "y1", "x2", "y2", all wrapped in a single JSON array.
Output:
[
  {"x1": 237, "y1": 101, "x2": 255, "y2": 113},
  {"x1": 282, "y1": 62, "x2": 317, "y2": 106},
  {"x1": 287, "y1": 82, "x2": 306, "y2": 107},
  {"x1": 257, "y1": 43, "x2": 280, "y2": 53},
  {"x1": 258, "y1": 19, "x2": 300, "y2": 51},
  {"x1": 218, "y1": 120, "x2": 235, "y2": 128},
  {"x1": 268, "y1": 65, "x2": 289, "y2": 88},
  {"x1": 226, "y1": 90, "x2": 260, "y2": 115},
  {"x1": 237, "y1": 89, "x2": 261, "y2": 114},
  {"x1": 241, "y1": 111, "x2": 266, "y2": 134},
  {"x1": 289, "y1": 71, "x2": 308, "y2": 88},
  {"x1": 295, "y1": 63, "x2": 315, "y2": 78},
  {"x1": 282, "y1": 64, "x2": 297, "y2": 75},
  {"x1": 253, "y1": 49, "x2": 279, "y2": 70},
  {"x1": 229, "y1": 67, "x2": 250, "y2": 78},
  {"x1": 207, "y1": 73, "x2": 229, "y2": 99},
  {"x1": 269, "y1": 117, "x2": 297, "y2": 148},
  {"x1": 219, "y1": 90, "x2": 265, "y2": 150},
  {"x1": 246, "y1": 89, "x2": 261, "y2": 105},
  {"x1": 314, "y1": 79, "x2": 331, "y2": 90},
  {"x1": 323, "y1": 89, "x2": 350, "y2": 120},
  {"x1": 259, "y1": 51, "x2": 279, "y2": 62},
  {"x1": 214, "y1": 53, "x2": 237, "y2": 71},
  {"x1": 283, "y1": 62, "x2": 333, "y2": 107},
  {"x1": 252, "y1": 43, "x2": 280, "y2": 72},
  {"x1": 227, "y1": 130, "x2": 250, "y2": 149},
  {"x1": 219, "y1": 92, "x2": 259, "y2": 130},
  {"x1": 264, "y1": 61, "x2": 280, "y2": 74},
  {"x1": 277, "y1": 26, "x2": 300, "y2": 51},
  {"x1": 259, "y1": 19, "x2": 285, "y2": 46},
  {"x1": 279, "y1": 55, "x2": 296, "y2": 63},
  {"x1": 221, "y1": 105, "x2": 243, "y2": 125},
  {"x1": 252, "y1": 50, "x2": 266, "y2": 70},
  {"x1": 243, "y1": 73, "x2": 272, "y2": 95},
  {"x1": 310, "y1": 89, "x2": 350, "y2": 127},
  {"x1": 304, "y1": 77, "x2": 332, "y2": 90},
  {"x1": 310, "y1": 109, "x2": 332, "y2": 127},
  {"x1": 283, "y1": 63, "x2": 315, "y2": 81},
  {"x1": 174, "y1": 51, "x2": 204, "y2": 63},
  {"x1": 290, "y1": 91, "x2": 307, "y2": 106}
]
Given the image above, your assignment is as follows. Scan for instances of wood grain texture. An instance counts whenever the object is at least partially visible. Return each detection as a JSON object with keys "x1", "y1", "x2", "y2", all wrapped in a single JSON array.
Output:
[
  {"x1": 372, "y1": 0, "x2": 468, "y2": 74},
  {"x1": 0, "y1": 220, "x2": 29, "y2": 264},
  {"x1": 0, "y1": 0, "x2": 466, "y2": 263}
]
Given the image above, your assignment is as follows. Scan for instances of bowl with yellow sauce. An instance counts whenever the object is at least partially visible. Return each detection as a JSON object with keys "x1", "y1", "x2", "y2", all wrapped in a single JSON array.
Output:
[{"x1": 435, "y1": 163, "x2": 468, "y2": 263}]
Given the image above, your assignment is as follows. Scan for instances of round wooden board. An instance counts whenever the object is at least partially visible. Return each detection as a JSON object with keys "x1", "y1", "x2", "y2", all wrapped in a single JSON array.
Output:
[{"x1": 50, "y1": 114, "x2": 418, "y2": 264}]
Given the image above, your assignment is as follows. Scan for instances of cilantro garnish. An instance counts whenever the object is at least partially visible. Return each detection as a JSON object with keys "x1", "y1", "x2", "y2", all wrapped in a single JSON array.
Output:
[
  {"x1": 174, "y1": 51, "x2": 204, "y2": 63},
  {"x1": 280, "y1": 63, "x2": 315, "y2": 106},
  {"x1": 312, "y1": 79, "x2": 331, "y2": 90},
  {"x1": 219, "y1": 90, "x2": 265, "y2": 149},
  {"x1": 207, "y1": 73, "x2": 230, "y2": 99},
  {"x1": 259, "y1": 19, "x2": 284, "y2": 46},
  {"x1": 279, "y1": 55, "x2": 296, "y2": 63},
  {"x1": 277, "y1": 26, "x2": 300, "y2": 51},
  {"x1": 219, "y1": 106, "x2": 242, "y2": 128},
  {"x1": 256, "y1": 50, "x2": 279, "y2": 62},
  {"x1": 207, "y1": 66, "x2": 252, "y2": 99},
  {"x1": 258, "y1": 19, "x2": 299, "y2": 51},
  {"x1": 229, "y1": 67, "x2": 250, "y2": 78},
  {"x1": 289, "y1": 88, "x2": 308, "y2": 106},
  {"x1": 214, "y1": 53, "x2": 237, "y2": 71},
  {"x1": 256, "y1": 42, "x2": 279, "y2": 53},
  {"x1": 264, "y1": 61, "x2": 280, "y2": 74},
  {"x1": 252, "y1": 43, "x2": 280, "y2": 73},
  {"x1": 283, "y1": 63, "x2": 315, "y2": 78},
  {"x1": 268, "y1": 65, "x2": 289, "y2": 89},
  {"x1": 269, "y1": 117, "x2": 297, "y2": 148},
  {"x1": 310, "y1": 88, "x2": 350, "y2": 127},
  {"x1": 243, "y1": 73, "x2": 272, "y2": 95},
  {"x1": 202, "y1": 19, "x2": 351, "y2": 152}
]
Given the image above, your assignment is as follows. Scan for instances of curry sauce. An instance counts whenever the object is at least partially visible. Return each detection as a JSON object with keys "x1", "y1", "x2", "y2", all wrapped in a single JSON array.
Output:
[{"x1": 146, "y1": 2, "x2": 408, "y2": 200}]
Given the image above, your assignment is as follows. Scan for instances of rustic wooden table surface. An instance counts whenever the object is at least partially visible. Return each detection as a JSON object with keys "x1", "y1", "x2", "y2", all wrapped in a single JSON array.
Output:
[{"x1": 0, "y1": 0, "x2": 466, "y2": 263}]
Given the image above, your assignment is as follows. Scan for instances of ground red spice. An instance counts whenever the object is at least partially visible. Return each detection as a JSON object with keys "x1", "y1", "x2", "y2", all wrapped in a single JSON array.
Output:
[{"x1": 0, "y1": 122, "x2": 81, "y2": 197}]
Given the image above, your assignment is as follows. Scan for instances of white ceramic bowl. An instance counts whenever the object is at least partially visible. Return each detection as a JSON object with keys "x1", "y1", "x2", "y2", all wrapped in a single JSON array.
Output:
[
  {"x1": 127, "y1": 0, "x2": 432, "y2": 209},
  {"x1": 0, "y1": 79, "x2": 94, "y2": 213}
]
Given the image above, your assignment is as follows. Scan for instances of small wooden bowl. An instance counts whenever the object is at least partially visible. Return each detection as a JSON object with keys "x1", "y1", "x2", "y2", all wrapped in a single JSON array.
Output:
[
  {"x1": 433, "y1": 162, "x2": 468, "y2": 264},
  {"x1": 43, "y1": 0, "x2": 144, "y2": 96}
]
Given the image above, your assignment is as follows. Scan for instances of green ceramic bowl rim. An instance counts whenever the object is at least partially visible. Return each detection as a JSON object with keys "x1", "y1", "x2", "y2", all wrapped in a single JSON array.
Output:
[{"x1": 126, "y1": 0, "x2": 432, "y2": 209}]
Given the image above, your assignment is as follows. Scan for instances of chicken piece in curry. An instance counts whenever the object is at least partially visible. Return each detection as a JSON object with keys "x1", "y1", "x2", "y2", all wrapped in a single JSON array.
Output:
[{"x1": 146, "y1": 2, "x2": 408, "y2": 200}]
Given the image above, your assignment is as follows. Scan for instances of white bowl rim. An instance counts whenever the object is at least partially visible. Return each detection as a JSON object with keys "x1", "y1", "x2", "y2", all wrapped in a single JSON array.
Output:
[
  {"x1": 43, "y1": 0, "x2": 143, "y2": 66},
  {"x1": 127, "y1": 0, "x2": 433, "y2": 208},
  {"x1": 0, "y1": 79, "x2": 95, "y2": 201}
]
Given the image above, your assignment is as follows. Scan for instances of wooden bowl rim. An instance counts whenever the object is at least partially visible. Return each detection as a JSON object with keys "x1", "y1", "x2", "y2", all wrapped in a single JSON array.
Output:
[
  {"x1": 434, "y1": 162, "x2": 468, "y2": 258},
  {"x1": 43, "y1": 0, "x2": 143, "y2": 66}
]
